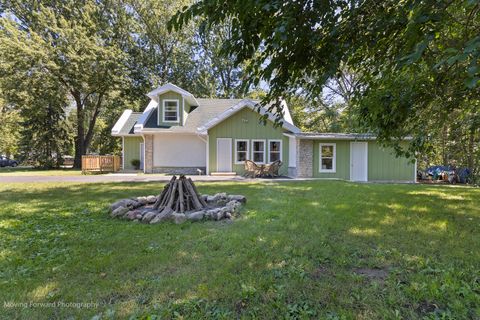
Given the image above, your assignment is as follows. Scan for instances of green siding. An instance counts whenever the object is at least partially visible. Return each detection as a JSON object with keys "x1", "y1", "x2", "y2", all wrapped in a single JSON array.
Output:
[
  {"x1": 313, "y1": 140, "x2": 350, "y2": 179},
  {"x1": 158, "y1": 91, "x2": 184, "y2": 127},
  {"x1": 208, "y1": 107, "x2": 289, "y2": 175},
  {"x1": 312, "y1": 140, "x2": 415, "y2": 181},
  {"x1": 123, "y1": 136, "x2": 143, "y2": 170},
  {"x1": 368, "y1": 142, "x2": 415, "y2": 181}
]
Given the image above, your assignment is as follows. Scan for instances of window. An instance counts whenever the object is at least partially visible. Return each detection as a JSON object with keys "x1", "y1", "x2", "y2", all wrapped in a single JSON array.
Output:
[
  {"x1": 268, "y1": 140, "x2": 282, "y2": 162},
  {"x1": 319, "y1": 143, "x2": 336, "y2": 172},
  {"x1": 235, "y1": 139, "x2": 249, "y2": 164},
  {"x1": 163, "y1": 100, "x2": 179, "y2": 122},
  {"x1": 251, "y1": 140, "x2": 266, "y2": 164}
]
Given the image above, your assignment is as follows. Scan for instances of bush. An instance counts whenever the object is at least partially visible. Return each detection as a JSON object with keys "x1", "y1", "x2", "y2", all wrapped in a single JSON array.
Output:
[{"x1": 131, "y1": 159, "x2": 141, "y2": 170}]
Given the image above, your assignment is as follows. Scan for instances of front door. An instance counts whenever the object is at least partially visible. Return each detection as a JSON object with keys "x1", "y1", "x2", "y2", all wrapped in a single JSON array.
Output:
[
  {"x1": 216, "y1": 138, "x2": 232, "y2": 172},
  {"x1": 350, "y1": 142, "x2": 368, "y2": 181},
  {"x1": 139, "y1": 143, "x2": 144, "y2": 170}
]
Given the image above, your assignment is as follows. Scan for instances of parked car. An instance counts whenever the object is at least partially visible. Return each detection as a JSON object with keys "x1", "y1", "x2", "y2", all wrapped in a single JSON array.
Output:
[{"x1": 0, "y1": 156, "x2": 18, "y2": 167}]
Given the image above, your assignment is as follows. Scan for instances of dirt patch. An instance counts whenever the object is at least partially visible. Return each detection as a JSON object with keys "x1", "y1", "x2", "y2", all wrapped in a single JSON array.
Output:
[
  {"x1": 353, "y1": 267, "x2": 389, "y2": 283},
  {"x1": 310, "y1": 266, "x2": 329, "y2": 280},
  {"x1": 416, "y1": 300, "x2": 438, "y2": 315}
]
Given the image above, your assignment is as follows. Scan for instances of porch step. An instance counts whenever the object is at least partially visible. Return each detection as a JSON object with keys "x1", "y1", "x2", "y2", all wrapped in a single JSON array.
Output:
[{"x1": 210, "y1": 172, "x2": 237, "y2": 176}]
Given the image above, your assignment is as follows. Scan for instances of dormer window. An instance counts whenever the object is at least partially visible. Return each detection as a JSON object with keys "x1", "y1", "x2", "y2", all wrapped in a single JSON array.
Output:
[{"x1": 163, "y1": 100, "x2": 179, "y2": 123}]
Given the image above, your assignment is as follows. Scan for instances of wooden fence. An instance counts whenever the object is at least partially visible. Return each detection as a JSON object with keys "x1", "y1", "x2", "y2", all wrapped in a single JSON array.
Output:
[{"x1": 82, "y1": 155, "x2": 121, "y2": 174}]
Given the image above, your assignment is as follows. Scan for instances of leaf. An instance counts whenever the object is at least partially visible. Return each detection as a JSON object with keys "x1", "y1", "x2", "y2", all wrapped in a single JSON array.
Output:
[{"x1": 465, "y1": 77, "x2": 479, "y2": 89}]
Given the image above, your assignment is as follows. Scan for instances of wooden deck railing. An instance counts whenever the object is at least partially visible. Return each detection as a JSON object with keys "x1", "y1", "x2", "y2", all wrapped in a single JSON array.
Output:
[{"x1": 82, "y1": 155, "x2": 121, "y2": 174}]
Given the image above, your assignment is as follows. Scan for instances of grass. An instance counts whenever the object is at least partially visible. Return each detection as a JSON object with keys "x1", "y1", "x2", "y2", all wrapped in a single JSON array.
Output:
[
  {"x1": 0, "y1": 167, "x2": 82, "y2": 176},
  {"x1": 0, "y1": 181, "x2": 479, "y2": 319}
]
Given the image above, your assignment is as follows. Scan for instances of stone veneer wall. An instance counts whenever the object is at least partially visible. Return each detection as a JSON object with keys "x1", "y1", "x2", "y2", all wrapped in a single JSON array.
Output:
[
  {"x1": 144, "y1": 134, "x2": 153, "y2": 173},
  {"x1": 296, "y1": 139, "x2": 313, "y2": 178}
]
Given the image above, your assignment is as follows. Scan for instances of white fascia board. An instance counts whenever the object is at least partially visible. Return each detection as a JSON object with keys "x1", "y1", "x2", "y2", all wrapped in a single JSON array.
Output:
[
  {"x1": 280, "y1": 99, "x2": 294, "y2": 125},
  {"x1": 111, "y1": 110, "x2": 132, "y2": 135},
  {"x1": 146, "y1": 83, "x2": 199, "y2": 106},
  {"x1": 134, "y1": 100, "x2": 158, "y2": 133},
  {"x1": 197, "y1": 99, "x2": 301, "y2": 134}
]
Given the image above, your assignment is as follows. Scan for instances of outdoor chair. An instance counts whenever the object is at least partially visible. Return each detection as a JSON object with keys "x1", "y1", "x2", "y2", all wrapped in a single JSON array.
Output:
[
  {"x1": 244, "y1": 160, "x2": 263, "y2": 178},
  {"x1": 264, "y1": 160, "x2": 283, "y2": 177}
]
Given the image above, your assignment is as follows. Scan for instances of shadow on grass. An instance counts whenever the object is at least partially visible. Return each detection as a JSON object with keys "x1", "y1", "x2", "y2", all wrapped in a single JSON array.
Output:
[{"x1": 0, "y1": 180, "x2": 479, "y2": 319}]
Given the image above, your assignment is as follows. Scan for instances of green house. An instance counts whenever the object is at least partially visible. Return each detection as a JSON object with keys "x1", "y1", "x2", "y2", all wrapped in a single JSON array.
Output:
[{"x1": 112, "y1": 83, "x2": 416, "y2": 182}]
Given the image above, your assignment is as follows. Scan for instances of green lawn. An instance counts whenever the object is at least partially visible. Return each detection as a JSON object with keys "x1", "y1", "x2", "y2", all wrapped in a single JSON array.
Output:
[
  {"x1": 0, "y1": 167, "x2": 82, "y2": 176},
  {"x1": 0, "y1": 181, "x2": 479, "y2": 319}
]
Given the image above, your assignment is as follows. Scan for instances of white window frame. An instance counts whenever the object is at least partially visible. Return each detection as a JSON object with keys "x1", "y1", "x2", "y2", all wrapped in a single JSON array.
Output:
[
  {"x1": 251, "y1": 139, "x2": 266, "y2": 164},
  {"x1": 234, "y1": 139, "x2": 250, "y2": 164},
  {"x1": 268, "y1": 139, "x2": 283, "y2": 163},
  {"x1": 319, "y1": 143, "x2": 336, "y2": 173},
  {"x1": 162, "y1": 99, "x2": 180, "y2": 123}
]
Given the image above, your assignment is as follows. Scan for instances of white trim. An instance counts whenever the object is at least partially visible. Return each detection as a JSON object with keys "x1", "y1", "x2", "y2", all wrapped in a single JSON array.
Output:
[
  {"x1": 268, "y1": 139, "x2": 282, "y2": 163},
  {"x1": 206, "y1": 135, "x2": 210, "y2": 174},
  {"x1": 234, "y1": 139, "x2": 250, "y2": 164},
  {"x1": 349, "y1": 142, "x2": 368, "y2": 181},
  {"x1": 111, "y1": 110, "x2": 132, "y2": 135},
  {"x1": 216, "y1": 138, "x2": 232, "y2": 172},
  {"x1": 319, "y1": 143, "x2": 336, "y2": 173},
  {"x1": 142, "y1": 135, "x2": 146, "y2": 174},
  {"x1": 182, "y1": 96, "x2": 185, "y2": 125},
  {"x1": 197, "y1": 100, "x2": 301, "y2": 134},
  {"x1": 146, "y1": 83, "x2": 198, "y2": 106},
  {"x1": 134, "y1": 100, "x2": 157, "y2": 133},
  {"x1": 139, "y1": 142, "x2": 144, "y2": 170},
  {"x1": 122, "y1": 136, "x2": 125, "y2": 169},
  {"x1": 162, "y1": 99, "x2": 180, "y2": 123},
  {"x1": 414, "y1": 158, "x2": 417, "y2": 183},
  {"x1": 251, "y1": 139, "x2": 266, "y2": 164}
]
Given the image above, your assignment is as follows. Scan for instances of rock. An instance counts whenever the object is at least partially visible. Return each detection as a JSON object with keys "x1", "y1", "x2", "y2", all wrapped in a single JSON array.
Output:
[
  {"x1": 227, "y1": 195, "x2": 246, "y2": 203},
  {"x1": 142, "y1": 211, "x2": 157, "y2": 223},
  {"x1": 206, "y1": 195, "x2": 216, "y2": 203},
  {"x1": 172, "y1": 213, "x2": 187, "y2": 224},
  {"x1": 110, "y1": 199, "x2": 129, "y2": 212},
  {"x1": 150, "y1": 212, "x2": 172, "y2": 224},
  {"x1": 225, "y1": 200, "x2": 241, "y2": 214},
  {"x1": 126, "y1": 210, "x2": 139, "y2": 220},
  {"x1": 187, "y1": 210, "x2": 205, "y2": 221},
  {"x1": 137, "y1": 196, "x2": 148, "y2": 205},
  {"x1": 201, "y1": 195, "x2": 208, "y2": 202},
  {"x1": 214, "y1": 210, "x2": 225, "y2": 221},
  {"x1": 111, "y1": 206, "x2": 129, "y2": 218},
  {"x1": 205, "y1": 208, "x2": 220, "y2": 219},
  {"x1": 146, "y1": 195, "x2": 157, "y2": 204},
  {"x1": 135, "y1": 214, "x2": 143, "y2": 219},
  {"x1": 225, "y1": 212, "x2": 232, "y2": 219}
]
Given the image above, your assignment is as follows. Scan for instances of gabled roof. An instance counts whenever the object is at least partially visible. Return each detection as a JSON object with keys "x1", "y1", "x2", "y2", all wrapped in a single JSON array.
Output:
[
  {"x1": 139, "y1": 98, "x2": 244, "y2": 134},
  {"x1": 197, "y1": 99, "x2": 301, "y2": 134},
  {"x1": 146, "y1": 83, "x2": 198, "y2": 106},
  {"x1": 111, "y1": 110, "x2": 142, "y2": 136}
]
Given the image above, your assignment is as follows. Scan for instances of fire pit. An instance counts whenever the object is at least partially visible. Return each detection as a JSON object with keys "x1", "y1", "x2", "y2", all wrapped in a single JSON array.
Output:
[{"x1": 109, "y1": 175, "x2": 246, "y2": 224}]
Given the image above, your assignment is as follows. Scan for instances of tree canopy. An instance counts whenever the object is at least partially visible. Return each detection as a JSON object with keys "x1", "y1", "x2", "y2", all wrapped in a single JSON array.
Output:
[{"x1": 171, "y1": 0, "x2": 479, "y2": 159}]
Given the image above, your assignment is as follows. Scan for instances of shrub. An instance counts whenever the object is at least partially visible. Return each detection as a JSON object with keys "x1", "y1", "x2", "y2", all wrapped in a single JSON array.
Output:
[{"x1": 131, "y1": 159, "x2": 141, "y2": 170}]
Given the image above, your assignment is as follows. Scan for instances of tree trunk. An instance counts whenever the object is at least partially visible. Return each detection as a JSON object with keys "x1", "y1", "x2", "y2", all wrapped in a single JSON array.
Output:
[{"x1": 73, "y1": 91, "x2": 85, "y2": 169}]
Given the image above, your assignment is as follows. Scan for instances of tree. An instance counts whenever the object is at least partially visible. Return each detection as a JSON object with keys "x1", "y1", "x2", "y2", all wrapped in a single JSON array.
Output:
[
  {"x1": 170, "y1": 0, "x2": 480, "y2": 157},
  {"x1": 0, "y1": 0, "x2": 130, "y2": 168},
  {"x1": 0, "y1": 95, "x2": 21, "y2": 158}
]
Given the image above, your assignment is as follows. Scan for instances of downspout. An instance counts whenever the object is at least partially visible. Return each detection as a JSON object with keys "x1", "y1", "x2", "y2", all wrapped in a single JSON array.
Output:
[
  {"x1": 196, "y1": 132, "x2": 209, "y2": 175},
  {"x1": 122, "y1": 136, "x2": 125, "y2": 170},
  {"x1": 142, "y1": 134, "x2": 146, "y2": 174}
]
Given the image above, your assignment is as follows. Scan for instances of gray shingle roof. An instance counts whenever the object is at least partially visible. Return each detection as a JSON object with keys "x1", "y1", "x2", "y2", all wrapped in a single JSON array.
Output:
[
  {"x1": 118, "y1": 112, "x2": 142, "y2": 135},
  {"x1": 143, "y1": 98, "x2": 247, "y2": 133}
]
